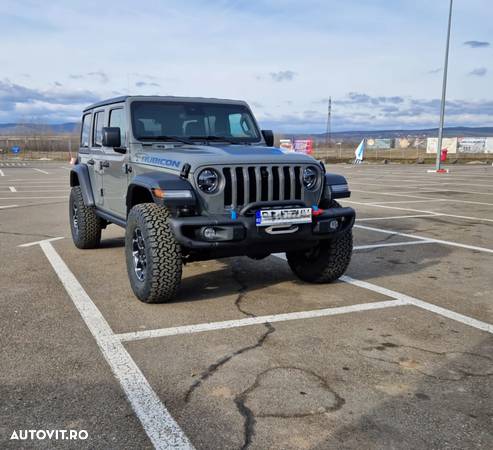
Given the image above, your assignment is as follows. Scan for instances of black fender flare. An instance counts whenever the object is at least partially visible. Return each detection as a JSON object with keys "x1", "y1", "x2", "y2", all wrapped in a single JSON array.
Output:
[
  {"x1": 70, "y1": 164, "x2": 95, "y2": 206},
  {"x1": 127, "y1": 171, "x2": 197, "y2": 211},
  {"x1": 324, "y1": 173, "x2": 351, "y2": 199},
  {"x1": 324, "y1": 173, "x2": 348, "y2": 186}
]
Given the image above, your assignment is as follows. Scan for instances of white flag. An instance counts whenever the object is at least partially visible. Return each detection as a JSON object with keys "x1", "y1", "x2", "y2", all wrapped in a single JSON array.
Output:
[{"x1": 355, "y1": 139, "x2": 365, "y2": 161}]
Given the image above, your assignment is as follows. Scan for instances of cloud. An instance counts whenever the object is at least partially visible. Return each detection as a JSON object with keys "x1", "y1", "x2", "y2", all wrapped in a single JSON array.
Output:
[
  {"x1": 250, "y1": 101, "x2": 263, "y2": 108},
  {"x1": 69, "y1": 70, "x2": 109, "y2": 83},
  {"x1": 463, "y1": 40, "x2": 490, "y2": 48},
  {"x1": 135, "y1": 81, "x2": 160, "y2": 88},
  {"x1": 0, "y1": 79, "x2": 100, "y2": 122},
  {"x1": 269, "y1": 70, "x2": 296, "y2": 82},
  {"x1": 427, "y1": 67, "x2": 442, "y2": 74},
  {"x1": 257, "y1": 91, "x2": 493, "y2": 132},
  {"x1": 341, "y1": 92, "x2": 404, "y2": 106},
  {"x1": 468, "y1": 67, "x2": 487, "y2": 77}
]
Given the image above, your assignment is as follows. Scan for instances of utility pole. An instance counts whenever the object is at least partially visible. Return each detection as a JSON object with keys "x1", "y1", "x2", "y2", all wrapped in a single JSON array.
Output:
[
  {"x1": 326, "y1": 97, "x2": 332, "y2": 147},
  {"x1": 435, "y1": 0, "x2": 453, "y2": 172}
]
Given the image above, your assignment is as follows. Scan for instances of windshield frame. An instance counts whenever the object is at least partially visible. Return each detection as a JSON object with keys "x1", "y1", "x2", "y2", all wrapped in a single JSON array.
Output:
[{"x1": 130, "y1": 100, "x2": 262, "y2": 144}]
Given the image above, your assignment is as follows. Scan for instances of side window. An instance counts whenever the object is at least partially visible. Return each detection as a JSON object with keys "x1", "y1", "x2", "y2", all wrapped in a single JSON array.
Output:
[
  {"x1": 92, "y1": 111, "x2": 104, "y2": 147},
  {"x1": 109, "y1": 108, "x2": 126, "y2": 146},
  {"x1": 80, "y1": 113, "x2": 92, "y2": 147}
]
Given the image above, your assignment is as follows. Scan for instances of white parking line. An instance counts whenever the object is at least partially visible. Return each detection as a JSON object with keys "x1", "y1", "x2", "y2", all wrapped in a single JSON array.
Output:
[
  {"x1": 357, "y1": 214, "x2": 441, "y2": 221},
  {"x1": 118, "y1": 255, "x2": 493, "y2": 342},
  {"x1": 354, "y1": 240, "x2": 435, "y2": 250},
  {"x1": 344, "y1": 200, "x2": 493, "y2": 223},
  {"x1": 340, "y1": 276, "x2": 493, "y2": 334},
  {"x1": 23, "y1": 239, "x2": 194, "y2": 450},
  {"x1": 11, "y1": 190, "x2": 70, "y2": 192},
  {"x1": 0, "y1": 169, "x2": 4, "y2": 176},
  {"x1": 0, "y1": 196, "x2": 68, "y2": 199},
  {"x1": 0, "y1": 204, "x2": 19, "y2": 210},
  {"x1": 33, "y1": 168, "x2": 49, "y2": 174},
  {"x1": 0, "y1": 180, "x2": 66, "y2": 184},
  {"x1": 9, "y1": 186, "x2": 17, "y2": 192},
  {"x1": 355, "y1": 224, "x2": 493, "y2": 254},
  {"x1": 116, "y1": 299, "x2": 407, "y2": 342},
  {"x1": 18, "y1": 237, "x2": 65, "y2": 247},
  {"x1": 352, "y1": 189, "x2": 493, "y2": 207},
  {"x1": 370, "y1": 199, "x2": 449, "y2": 204}
]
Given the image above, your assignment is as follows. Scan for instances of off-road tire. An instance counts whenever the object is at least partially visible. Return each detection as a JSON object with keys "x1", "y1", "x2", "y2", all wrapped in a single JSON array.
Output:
[
  {"x1": 286, "y1": 201, "x2": 353, "y2": 283},
  {"x1": 69, "y1": 186, "x2": 103, "y2": 249},
  {"x1": 125, "y1": 203, "x2": 182, "y2": 303}
]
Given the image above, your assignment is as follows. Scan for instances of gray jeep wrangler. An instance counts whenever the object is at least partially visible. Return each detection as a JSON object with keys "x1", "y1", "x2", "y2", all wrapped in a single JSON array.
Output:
[{"x1": 69, "y1": 96, "x2": 355, "y2": 303}]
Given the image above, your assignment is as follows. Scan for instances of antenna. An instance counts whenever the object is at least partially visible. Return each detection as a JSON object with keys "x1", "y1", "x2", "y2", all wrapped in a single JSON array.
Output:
[{"x1": 326, "y1": 97, "x2": 332, "y2": 147}]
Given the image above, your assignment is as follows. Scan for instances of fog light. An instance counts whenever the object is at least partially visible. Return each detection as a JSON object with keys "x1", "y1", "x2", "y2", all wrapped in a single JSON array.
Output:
[
  {"x1": 202, "y1": 227, "x2": 217, "y2": 240},
  {"x1": 329, "y1": 219, "x2": 338, "y2": 230}
]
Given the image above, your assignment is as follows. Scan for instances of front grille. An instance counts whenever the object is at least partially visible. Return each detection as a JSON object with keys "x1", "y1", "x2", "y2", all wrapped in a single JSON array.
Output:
[{"x1": 222, "y1": 165, "x2": 304, "y2": 208}]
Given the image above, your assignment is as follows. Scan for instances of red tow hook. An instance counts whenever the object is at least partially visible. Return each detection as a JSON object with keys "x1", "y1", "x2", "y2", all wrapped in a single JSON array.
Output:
[{"x1": 312, "y1": 206, "x2": 324, "y2": 217}]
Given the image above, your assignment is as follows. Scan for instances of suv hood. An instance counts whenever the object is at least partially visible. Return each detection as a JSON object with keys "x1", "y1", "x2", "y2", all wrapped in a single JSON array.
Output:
[{"x1": 131, "y1": 143, "x2": 317, "y2": 172}]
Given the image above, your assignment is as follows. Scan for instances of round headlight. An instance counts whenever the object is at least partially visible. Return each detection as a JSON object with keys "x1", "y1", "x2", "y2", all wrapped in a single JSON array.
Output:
[
  {"x1": 197, "y1": 169, "x2": 219, "y2": 193},
  {"x1": 303, "y1": 166, "x2": 318, "y2": 190}
]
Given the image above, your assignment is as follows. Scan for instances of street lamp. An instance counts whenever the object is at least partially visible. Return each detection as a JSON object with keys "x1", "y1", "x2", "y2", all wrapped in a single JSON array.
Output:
[{"x1": 434, "y1": 0, "x2": 453, "y2": 172}]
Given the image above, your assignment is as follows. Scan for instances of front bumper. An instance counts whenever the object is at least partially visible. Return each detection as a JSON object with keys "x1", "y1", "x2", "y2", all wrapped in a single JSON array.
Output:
[{"x1": 170, "y1": 205, "x2": 355, "y2": 252}]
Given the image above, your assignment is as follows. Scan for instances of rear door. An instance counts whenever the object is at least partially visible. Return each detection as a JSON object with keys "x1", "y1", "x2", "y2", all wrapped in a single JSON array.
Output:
[{"x1": 102, "y1": 106, "x2": 129, "y2": 217}]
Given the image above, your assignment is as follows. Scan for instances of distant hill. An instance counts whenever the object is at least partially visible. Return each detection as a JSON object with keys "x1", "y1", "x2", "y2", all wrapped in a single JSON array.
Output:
[
  {"x1": 293, "y1": 126, "x2": 493, "y2": 143},
  {"x1": 0, "y1": 123, "x2": 492, "y2": 140},
  {"x1": 0, "y1": 123, "x2": 79, "y2": 135}
]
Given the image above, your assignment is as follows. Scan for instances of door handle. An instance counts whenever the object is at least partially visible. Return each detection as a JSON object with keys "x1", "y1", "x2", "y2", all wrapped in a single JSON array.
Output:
[
  {"x1": 87, "y1": 159, "x2": 95, "y2": 165},
  {"x1": 100, "y1": 161, "x2": 110, "y2": 169},
  {"x1": 125, "y1": 164, "x2": 133, "y2": 174}
]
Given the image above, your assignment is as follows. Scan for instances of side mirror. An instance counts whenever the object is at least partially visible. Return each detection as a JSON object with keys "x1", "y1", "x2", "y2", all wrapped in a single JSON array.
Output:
[
  {"x1": 261, "y1": 129, "x2": 274, "y2": 147},
  {"x1": 102, "y1": 127, "x2": 122, "y2": 149}
]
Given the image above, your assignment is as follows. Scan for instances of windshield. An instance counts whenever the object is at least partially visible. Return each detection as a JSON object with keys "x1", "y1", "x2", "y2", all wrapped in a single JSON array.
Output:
[{"x1": 131, "y1": 101, "x2": 261, "y2": 143}]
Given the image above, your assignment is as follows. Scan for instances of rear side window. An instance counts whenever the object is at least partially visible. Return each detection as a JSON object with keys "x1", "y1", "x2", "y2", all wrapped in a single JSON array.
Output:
[
  {"x1": 80, "y1": 113, "x2": 92, "y2": 147},
  {"x1": 92, "y1": 111, "x2": 104, "y2": 147},
  {"x1": 109, "y1": 108, "x2": 126, "y2": 146}
]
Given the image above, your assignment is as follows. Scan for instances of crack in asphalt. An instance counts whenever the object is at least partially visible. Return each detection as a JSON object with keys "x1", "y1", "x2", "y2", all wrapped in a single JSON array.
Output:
[
  {"x1": 233, "y1": 366, "x2": 345, "y2": 450},
  {"x1": 359, "y1": 342, "x2": 493, "y2": 381},
  {"x1": 184, "y1": 323, "x2": 275, "y2": 403},
  {"x1": 184, "y1": 260, "x2": 276, "y2": 405}
]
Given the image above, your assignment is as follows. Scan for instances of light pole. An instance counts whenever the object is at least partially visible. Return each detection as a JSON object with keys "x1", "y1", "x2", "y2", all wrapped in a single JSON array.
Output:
[{"x1": 435, "y1": 0, "x2": 453, "y2": 171}]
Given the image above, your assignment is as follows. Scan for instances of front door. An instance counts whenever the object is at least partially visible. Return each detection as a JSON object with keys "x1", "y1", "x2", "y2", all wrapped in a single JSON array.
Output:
[
  {"x1": 101, "y1": 107, "x2": 128, "y2": 218},
  {"x1": 88, "y1": 110, "x2": 106, "y2": 206}
]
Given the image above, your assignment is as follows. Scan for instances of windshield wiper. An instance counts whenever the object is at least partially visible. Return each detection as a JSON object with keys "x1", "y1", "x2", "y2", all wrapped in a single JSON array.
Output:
[
  {"x1": 137, "y1": 135, "x2": 194, "y2": 145},
  {"x1": 188, "y1": 135, "x2": 237, "y2": 144}
]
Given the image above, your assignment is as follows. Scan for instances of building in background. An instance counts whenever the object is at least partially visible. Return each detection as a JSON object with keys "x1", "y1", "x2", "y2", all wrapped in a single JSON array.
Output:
[
  {"x1": 366, "y1": 138, "x2": 393, "y2": 149},
  {"x1": 458, "y1": 137, "x2": 487, "y2": 153},
  {"x1": 293, "y1": 139, "x2": 313, "y2": 154},
  {"x1": 426, "y1": 137, "x2": 458, "y2": 154},
  {"x1": 279, "y1": 139, "x2": 294, "y2": 151}
]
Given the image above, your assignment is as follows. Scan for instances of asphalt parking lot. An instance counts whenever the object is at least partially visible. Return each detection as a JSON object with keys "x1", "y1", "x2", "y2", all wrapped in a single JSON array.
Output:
[{"x1": 1, "y1": 161, "x2": 492, "y2": 449}]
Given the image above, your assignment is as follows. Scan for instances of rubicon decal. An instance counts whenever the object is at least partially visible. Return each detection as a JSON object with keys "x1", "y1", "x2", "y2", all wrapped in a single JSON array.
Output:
[{"x1": 139, "y1": 155, "x2": 181, "y2": 169}]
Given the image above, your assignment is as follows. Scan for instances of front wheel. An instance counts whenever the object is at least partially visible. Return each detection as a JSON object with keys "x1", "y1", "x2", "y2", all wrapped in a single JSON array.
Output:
[
  {"x1": 125, "y1": 203, "x2": 182, "y2": 303},
  {"x1": 287, "y1": 230, "x2": 353, "y2": 283}
]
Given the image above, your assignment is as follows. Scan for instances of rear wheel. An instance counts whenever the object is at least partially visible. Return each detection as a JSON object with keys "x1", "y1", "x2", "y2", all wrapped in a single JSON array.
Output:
[
  {"x1": 69, "y1": 186, "x2": 103, "y2": 249},
  {"x1": 286, "y1": 201, "x2": 353, "y2": 283},
  {"x1": 125, "y1": 203, "x2": 182, "y2": 303}
]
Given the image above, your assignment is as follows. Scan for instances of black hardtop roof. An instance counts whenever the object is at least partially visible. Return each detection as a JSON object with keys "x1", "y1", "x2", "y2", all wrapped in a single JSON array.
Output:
[{"x1": 83, "y1": 95, "x2": 248, "y2": 112}]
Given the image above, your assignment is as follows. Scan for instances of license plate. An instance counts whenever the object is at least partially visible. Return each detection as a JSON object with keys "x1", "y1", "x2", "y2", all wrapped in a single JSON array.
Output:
[{"x1": 256, "y1": 208, "x2": 312, "y2": 226}]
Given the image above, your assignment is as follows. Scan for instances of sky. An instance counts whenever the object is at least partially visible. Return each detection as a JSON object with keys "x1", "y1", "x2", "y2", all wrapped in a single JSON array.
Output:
[{"x1": 0, "y1": 0, "x2": 491, "y2": 132}]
